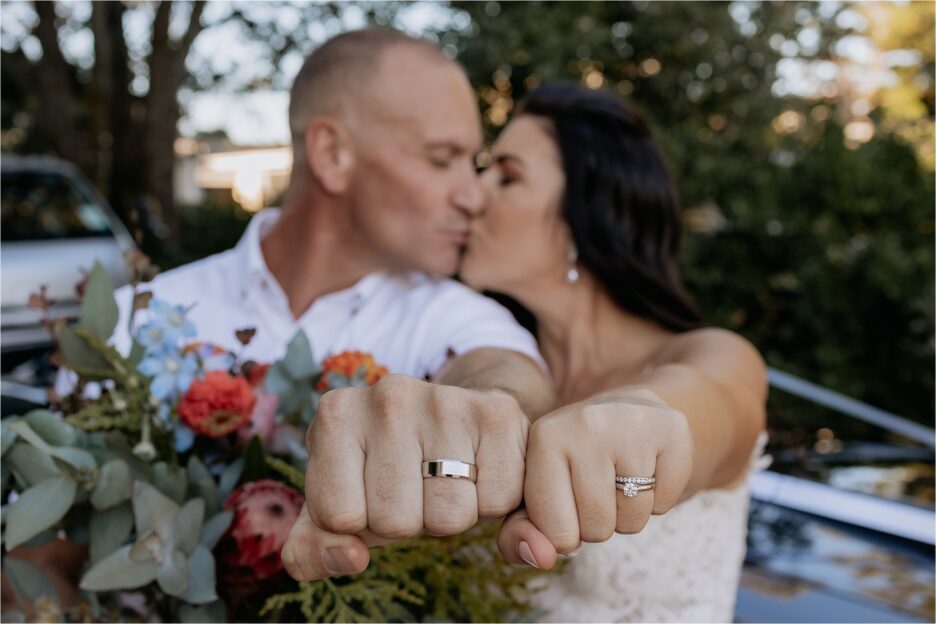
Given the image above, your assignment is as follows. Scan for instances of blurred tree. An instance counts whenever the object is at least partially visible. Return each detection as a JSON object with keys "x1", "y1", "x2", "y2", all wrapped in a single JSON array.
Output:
[
  {"x1": 859, "y1": 1, "x2": 935, "y2": 169},
  {"x1": 0, "y1": 1, "x2": 407, "y2": 236},
  {"x1": 439, "y1": 1, "x2": 934, "y2": 425}
]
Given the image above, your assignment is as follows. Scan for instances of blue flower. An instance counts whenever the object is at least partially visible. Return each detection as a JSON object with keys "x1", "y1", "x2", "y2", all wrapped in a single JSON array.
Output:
[
  {"x1": 138, "y1": 352, "x2": 198, "y2": 400},
  {"x1": 136, "y1": 300, "x2": 197, "y2": 355},
  {"x1": 136, "y1": 321, "x2": 176, "y2": 355},
  {"x1": 156, "y1": 403, "x2": 171, "y2": 425},
  {"x1": 174, "y1": 422, "x2": 195, "y2": 453}
]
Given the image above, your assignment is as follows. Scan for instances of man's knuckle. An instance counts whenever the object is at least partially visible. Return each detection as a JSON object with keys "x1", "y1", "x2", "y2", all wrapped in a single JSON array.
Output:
[
  {"x1": 370, "y1": 514, "x2": 421, "y2": 540},
  {"x1": 373, "y1": 376, "x2": 418, "y2": 417},
  {"x1": 319, "y1": 509, "x2": 367, "y2": 534},
  {"x1": 479, "y1": 497, "x2": 519, "y2": 519},
  {"x1": 424, "y1": 513, "x2": 476, "y2": 536}
]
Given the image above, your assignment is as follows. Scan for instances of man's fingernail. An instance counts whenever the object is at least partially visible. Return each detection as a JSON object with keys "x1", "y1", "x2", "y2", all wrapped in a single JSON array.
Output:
[
  {"x1": 518, "y1": 541, "x2": 540, "y2": 568},
  {"x1": 322, "y1": 547, "x2": 356, "y2": 575},
  {"x1": 567, "y1": 541, "x2": 584, "y2": 557}
]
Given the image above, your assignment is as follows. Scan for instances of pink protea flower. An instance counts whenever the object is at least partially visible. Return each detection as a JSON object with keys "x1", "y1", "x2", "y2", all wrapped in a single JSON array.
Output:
[{"x1": 218, "y1": 480, "x2": 304, "y2": 591}]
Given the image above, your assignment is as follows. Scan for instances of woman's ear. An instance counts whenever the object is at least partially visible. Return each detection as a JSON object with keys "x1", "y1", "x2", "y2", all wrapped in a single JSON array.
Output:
[{"x1": 303, "y1": 117, "x2": 355, "y2": 195}]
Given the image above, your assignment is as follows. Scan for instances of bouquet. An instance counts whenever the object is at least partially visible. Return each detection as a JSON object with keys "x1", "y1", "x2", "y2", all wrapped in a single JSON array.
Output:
[{"x1": 0, "y1": 259, "x2": 552, "y2": 623}]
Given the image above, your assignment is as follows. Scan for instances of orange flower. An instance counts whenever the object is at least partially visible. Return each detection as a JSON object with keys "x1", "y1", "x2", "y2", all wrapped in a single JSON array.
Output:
[
  {"x1": 317, "y1": 351, "x2": 389, "y2": 392},
  {"x1": 178, "y1": 371, "x2": 256, "y2": 437}
]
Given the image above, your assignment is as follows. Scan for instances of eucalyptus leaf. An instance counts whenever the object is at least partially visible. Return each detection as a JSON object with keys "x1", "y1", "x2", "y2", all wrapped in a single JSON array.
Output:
[
  {"x1": 155, "y1": 548, "x2": 189, "y2": 597},
  {"x1": 4, "y1": 475, "x2": 77, "y2": 549},
  {"x1": 90, "y1": 502, "x2": 134, "y2": 564},
  {"x1": 199, "y1": 511, "x2": 233, "y2": 550},
  {"x1": 6, "y1": 420, "x2": 55, "y2": 454},
  {"x1": 152, "y1": 462, "x2": 187, "y2": 504},
  {"x1": 132, "y1": 480, "x2": 179, "y2": 537},
  {"x1": 170, "y1": 498, "x2": 205, "y2": 556},
  {"x1": 20, "y1": 528, "x2": 56, "y2": 549},
  {"x1": 217, "y1": 458, "x2": 243, "y2": 500},
  {"x1": 186, "y1": 457, "x2": 217, "y2": 514},
  {"x1": 58, "y1": 324, "x2": 112, "y2": 373},
  {"x1": 4, "y1": 557, "x2": 59, "y2": 604},
  {"x1": 6, "y1": 420, "x2": 94, "y2": 471},
  {"x1": 179, "y1": 546, "x2": 219, "y2": 605},
  {"x1": 1, "y1": 426, "x2": 17, "y2": 457},
  {"x1": 179, "y1": 599, "x2": 226, "y2": 623},
  {"x1": 7, "y1": 443, "x2": 61, "y2": 486},
  {"x1": 97, "y1": 433, "x2": 152, "y2": 481},
  {"x1": 263, "y1": 364, "x2": 294, "y2": 397},
  {"x1": 51, "y1": 447, "x2": 97, "y2": 472},
  {"x1": 279, "y1": 330, "x2": 318, "y2": 379},
  {"x1": 91, "y1": 460, "x2": 132, "y2": 510},
  {"x1": 80, "y1": 544, "x2": 159, "y2": 592},
  {"x1": 79, "y1": 262, "x2": 119, "y2": 342},
  {"x1": 24, "y1": 410, "x2": 76, "y2": 447}
]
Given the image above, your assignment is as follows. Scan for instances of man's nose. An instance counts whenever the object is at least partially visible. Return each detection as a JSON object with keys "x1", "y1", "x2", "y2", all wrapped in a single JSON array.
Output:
[{"x1": 452, "y1": 173, "x2": 486, "y2": 217}]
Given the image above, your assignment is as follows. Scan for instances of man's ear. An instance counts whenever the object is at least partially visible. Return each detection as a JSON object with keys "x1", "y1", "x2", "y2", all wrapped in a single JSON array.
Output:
[{"x1": 303, "y1": 117, "x2": 355, "y2": 195}]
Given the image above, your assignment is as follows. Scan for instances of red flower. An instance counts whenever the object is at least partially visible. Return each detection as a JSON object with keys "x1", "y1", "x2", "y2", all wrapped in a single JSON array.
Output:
[
  {"x1": 177, "y1": 371, "x2": 256, "y2": 437},
  {"x1": 218, "y1": 480, "x2": 304, "y2": 589},
  {"x1": 317, "y1": 350, "x2": 389, "y2": 392}
]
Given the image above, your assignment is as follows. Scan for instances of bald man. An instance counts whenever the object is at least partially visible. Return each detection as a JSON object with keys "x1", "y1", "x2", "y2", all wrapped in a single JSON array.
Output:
[{"x1": 108, "y1": 29, "x2": 555, "y2": 581}]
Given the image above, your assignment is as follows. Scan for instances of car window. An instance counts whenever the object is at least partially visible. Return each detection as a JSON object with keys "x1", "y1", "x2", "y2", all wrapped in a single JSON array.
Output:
[{"x1": 1, "y1": 170, "x2": 114, "y2": 241}]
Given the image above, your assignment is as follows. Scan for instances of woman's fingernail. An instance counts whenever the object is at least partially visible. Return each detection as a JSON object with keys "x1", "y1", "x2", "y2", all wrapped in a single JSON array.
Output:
[
  {"x1": 322, "y1": 547, "x2": 356, "y2": 575},
  {"x1": 567, "y1": 541, "x2": 584, "y2": 557},
  {"x1": 518, "y1": 541, "x2": 540, "y2": 568}
]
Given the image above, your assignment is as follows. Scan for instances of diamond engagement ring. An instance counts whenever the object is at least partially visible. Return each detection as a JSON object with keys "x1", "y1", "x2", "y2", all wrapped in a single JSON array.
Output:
[
  {"x1": 615, "y1": 475, "x2": 656, "y2": 497},
  {"x1": 422, "y1": 459, "x2": 477, "y2": 483}
]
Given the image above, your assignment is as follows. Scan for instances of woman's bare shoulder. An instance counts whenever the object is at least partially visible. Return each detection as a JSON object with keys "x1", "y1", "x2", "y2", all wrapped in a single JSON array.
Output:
[{"x1": 654, "y1": 328, "x2": 766, "y2": 396}]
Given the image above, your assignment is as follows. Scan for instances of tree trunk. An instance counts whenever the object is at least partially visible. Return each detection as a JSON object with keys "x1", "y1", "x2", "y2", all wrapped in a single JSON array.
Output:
[
  {"x1": 142, "y1": 1, "x2": 206, "y2": 238},
  {"x1": 33, "y1": 0, "x2": 81, "y2": 168}
]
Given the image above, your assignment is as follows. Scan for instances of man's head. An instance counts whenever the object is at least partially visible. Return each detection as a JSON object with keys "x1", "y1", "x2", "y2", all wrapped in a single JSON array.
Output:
[{"x1": 289, "y1": 29, "x2": 483, "y2": 276}]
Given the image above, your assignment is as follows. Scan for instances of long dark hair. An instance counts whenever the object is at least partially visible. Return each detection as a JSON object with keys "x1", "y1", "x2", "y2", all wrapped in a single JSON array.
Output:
[{"x1": 518, "y1": 82, "x2": 704, "y2": 332}]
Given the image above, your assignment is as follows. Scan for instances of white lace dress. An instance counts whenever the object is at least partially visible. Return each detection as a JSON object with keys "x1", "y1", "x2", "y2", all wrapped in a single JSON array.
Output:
[{"x1": 528, "y1": 433, "x2": 769, "y2": 623}]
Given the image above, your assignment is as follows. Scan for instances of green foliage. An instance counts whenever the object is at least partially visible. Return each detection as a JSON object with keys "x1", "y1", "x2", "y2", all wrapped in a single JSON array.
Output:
[
  {"x1": 261, "y1": 521, "x2": 558, "y2": 623},
  {"x1": 440, "y1": 1, "x2": 935, "y2": 427},
  {"x1": 264, "y1": 330, "x2": 320, "y2": 427},
  {"x1": 4, "y1": 475, "x2": 77, "y2": 549}
]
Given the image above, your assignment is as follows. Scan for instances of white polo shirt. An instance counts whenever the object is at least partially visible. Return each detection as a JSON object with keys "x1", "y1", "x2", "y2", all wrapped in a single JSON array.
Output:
[{"x1": 108, "y1": 209, "x2": 543, "y2": 379}]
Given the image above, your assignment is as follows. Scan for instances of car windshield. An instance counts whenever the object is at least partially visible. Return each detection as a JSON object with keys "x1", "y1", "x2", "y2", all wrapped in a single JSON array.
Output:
[{"x1": 1, "y1": 169, "x2": 114, "y2": 241}]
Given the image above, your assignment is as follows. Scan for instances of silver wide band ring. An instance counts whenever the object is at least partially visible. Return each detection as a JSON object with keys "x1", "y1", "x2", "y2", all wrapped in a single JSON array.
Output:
[
  {"x1": 616, "y1": 482, "x2": 655, "y2": 497},
  {"x1": 422, "y1": 459, "x2": 477, "y2": 483}
]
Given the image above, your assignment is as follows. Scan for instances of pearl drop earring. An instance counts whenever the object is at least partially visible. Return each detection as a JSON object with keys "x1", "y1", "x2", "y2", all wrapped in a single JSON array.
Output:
[{"x1": 566, "y1": 245, "x2": 579, "y2": 284}]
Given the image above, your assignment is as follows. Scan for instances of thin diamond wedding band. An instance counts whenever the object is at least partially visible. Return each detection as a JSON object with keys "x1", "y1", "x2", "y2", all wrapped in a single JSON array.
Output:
[
  {"x1": 422, "y1": 459, "x2": 477, "y2": 483},
  {"x1": 615, "y1": 475, "x2": 656, "y2": 497},
  {"x1": 615, "y1": 476, "x2": 656, "y2": 485}
]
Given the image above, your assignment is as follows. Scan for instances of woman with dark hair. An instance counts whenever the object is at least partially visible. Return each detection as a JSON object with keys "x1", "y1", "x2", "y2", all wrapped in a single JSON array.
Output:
[{"x1": 460, "y1": 83, "x2": 768, "y2": 621}]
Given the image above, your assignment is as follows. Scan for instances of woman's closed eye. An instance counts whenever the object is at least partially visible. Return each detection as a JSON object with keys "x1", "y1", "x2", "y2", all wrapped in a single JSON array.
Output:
[{"x1": 499, "y1": 174, "x2": 518, "y2": 188}]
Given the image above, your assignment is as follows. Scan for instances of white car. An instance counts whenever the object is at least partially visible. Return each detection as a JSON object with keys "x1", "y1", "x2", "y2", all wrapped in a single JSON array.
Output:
[{"x1": 1, "y1": 154, "x2": 135, "y2": 372}]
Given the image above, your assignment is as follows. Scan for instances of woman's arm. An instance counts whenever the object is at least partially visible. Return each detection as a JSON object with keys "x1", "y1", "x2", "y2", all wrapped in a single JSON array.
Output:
[
  {"x1": 594, "y1": 328, "x2": 767, "y2": 496},
  {"x1": 496, "y1": 329, "x2": 767, "y2": 569}
]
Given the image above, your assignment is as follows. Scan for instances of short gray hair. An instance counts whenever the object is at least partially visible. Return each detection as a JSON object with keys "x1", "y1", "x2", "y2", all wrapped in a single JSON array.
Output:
[{"x1": 288, "y1": 28, "x2": 449, "y2": 157}]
